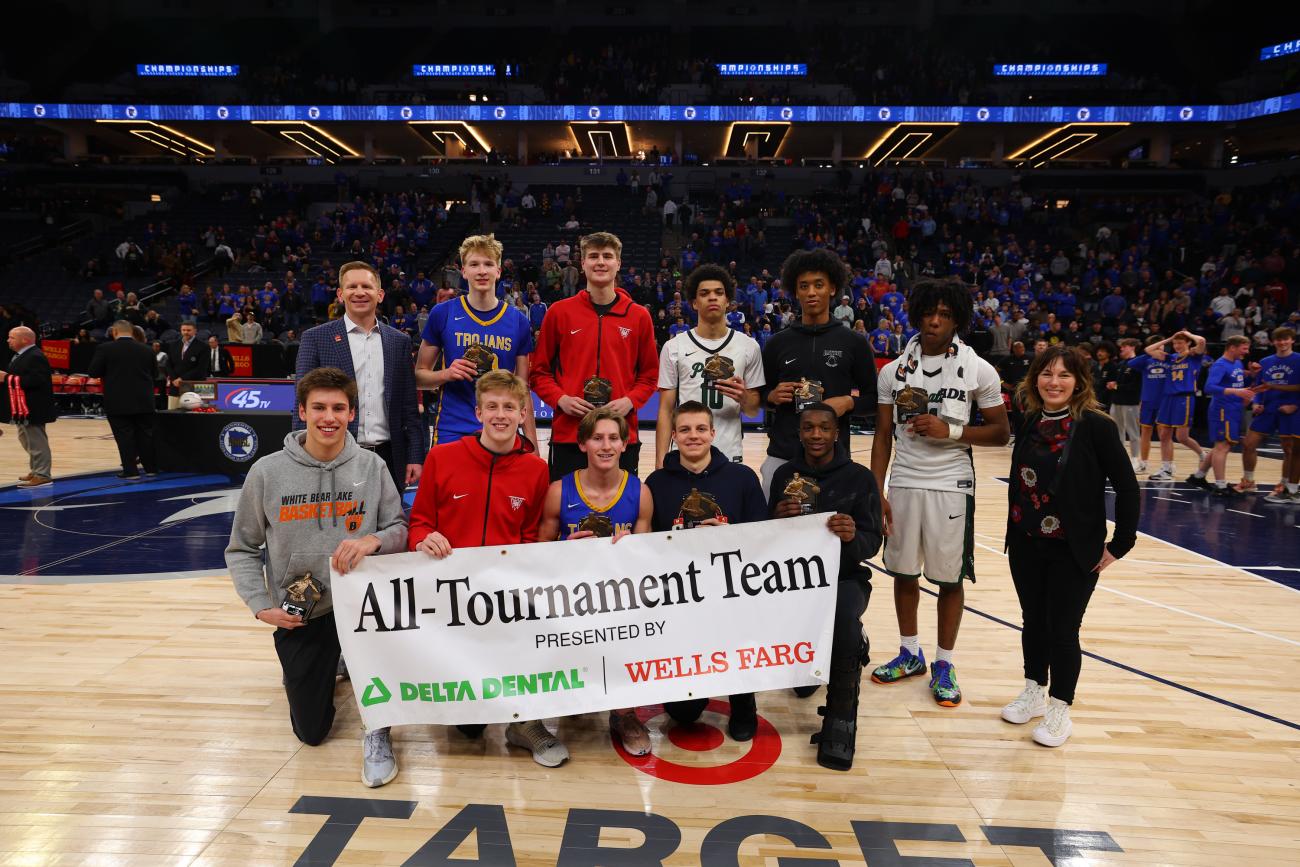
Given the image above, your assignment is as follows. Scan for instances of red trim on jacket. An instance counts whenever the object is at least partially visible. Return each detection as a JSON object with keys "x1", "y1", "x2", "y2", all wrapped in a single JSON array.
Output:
[
  {"x1": 528, "y1": 287, "x2": 658, "y2": 444},
  {"x1": 407, "y1": 434, "x2": 550, "y2": 550}
]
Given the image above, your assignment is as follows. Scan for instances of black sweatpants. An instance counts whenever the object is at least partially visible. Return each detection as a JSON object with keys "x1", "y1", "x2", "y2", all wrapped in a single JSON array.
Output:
[
  {"x1": 1007, "y1": 534, "x2": 1099, "y2": 705},
  {"x1": 274, "y1": 611, "x2": 342, "y2": 746},
  {"x1": 107, "y1": 413, "x2": 157, "y2": 474},
  {"x1": 548, "y1": 441, "x2": 641, "y2": 482},
  {"x1": 831, "y1": 578, "x2": 870, "y2": 673}
]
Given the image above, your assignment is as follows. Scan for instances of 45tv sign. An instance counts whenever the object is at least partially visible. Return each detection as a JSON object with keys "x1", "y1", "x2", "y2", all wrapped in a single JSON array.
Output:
[{"x1": 223, "y1": 388, "x2": 272, "y2": 410}]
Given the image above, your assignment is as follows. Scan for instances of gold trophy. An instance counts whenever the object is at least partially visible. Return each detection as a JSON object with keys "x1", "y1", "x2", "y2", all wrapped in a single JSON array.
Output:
[
  {"x1": 461, "y1": 342, "x2": 497, "y2": 378},
  {"x1": 701, "y1": 354, "x2": 735, "y2": 384},
  {"x1": 894, "y1": 385, "x2": 928, "y2": 422},
  {"x1": 281, "y1": 572, "x2": 325, "y2": 620},
  {"x1": 782, "y1": 473, "x2": 821, "y2": 515},
  {"x1": 674, "y1": 487, "x2": 725, "y2": 529},
  {"x1": 793, "y1": 377, "x2": 825, "y2": 413},
  {"x1": 577, "y1": 513, "x2": 615, "y2": 537},
  {"x1": 583, "y1": 375, "x2": 613, "y2": 407}
]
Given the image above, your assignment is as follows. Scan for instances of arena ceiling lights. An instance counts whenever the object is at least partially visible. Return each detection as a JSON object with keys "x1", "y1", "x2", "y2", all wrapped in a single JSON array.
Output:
[
  {"x1": 249, "y1": 121, "x2": 359, "y2": 163},
  {"x1": 94, "y1": 120, "x2": 214, "y2": 161},
  {"x1": 1006, "y1": 122, "x2": 1130, "y2": 167},
  {"x1": 722, "y1": 123, "x2": 791, "y2": 160},
  {"x1": 407, "y1": 121, "x2": 490, "y2": 157},
  {"x1": 567, "y1": 122, "x2": 632, "y2": 158},
  {"x1": 862, "y1": 123, "x2": 958, "y2": 167}
]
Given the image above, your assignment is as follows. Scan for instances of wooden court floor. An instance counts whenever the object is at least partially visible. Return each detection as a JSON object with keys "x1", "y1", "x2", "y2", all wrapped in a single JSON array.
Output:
[{"x1": 1, "y1": 419, "x2": 1298, "y2": 866}]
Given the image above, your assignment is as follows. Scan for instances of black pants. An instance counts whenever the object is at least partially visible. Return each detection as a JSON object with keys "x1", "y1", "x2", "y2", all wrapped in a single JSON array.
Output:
[
  {"x1": 548, "y1": 441, "x2": 641, "y2": 482},
  {"x1": 1008, "y1": 534, "x2": 1099, "y2": 705},
  {"x1": 274, "y1": 611, "x2": 342, "y2": 746},
  {"x1": 107, "y1": 413, "x2": 157, "y2": 474},
  {"x1": 363, "y1": 441, "x2": 407, "y2": 493}
]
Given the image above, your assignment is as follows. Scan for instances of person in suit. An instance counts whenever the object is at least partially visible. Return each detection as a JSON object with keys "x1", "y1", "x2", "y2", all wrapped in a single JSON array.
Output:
[
  {"x1": 89, "y1": 320, "x2": 159, "y2": 479},
  {"x1": 166, "y1": 322, "x2": 208, "y2": 408},
  {"x1": 206, "y1": 335, "x2": 235, "y2": 377},
  {"x1": 295, "y1": 261, "x2": 424, "y2": 490},
  {"x1": 1, "y1": 326, "x2": 58, "y2": 487}
]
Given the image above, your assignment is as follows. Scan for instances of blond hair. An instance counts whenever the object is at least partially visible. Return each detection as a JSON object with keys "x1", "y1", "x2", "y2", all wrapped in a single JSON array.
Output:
[
  {"x1": 579, "y1": 231, "x2": 623, "y2": 259},
  {"x1": 459, "y1": 233, "x2": 503, "y2": 267},
  {"x1": 578, "y1": 406, "x2": 629, "y2": 442},
  {"x1": 475, "y1": 370, "x2": 528, "y2": 406}
]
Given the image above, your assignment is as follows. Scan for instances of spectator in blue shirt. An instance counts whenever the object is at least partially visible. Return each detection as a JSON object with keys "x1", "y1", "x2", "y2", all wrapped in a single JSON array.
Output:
[
  {"x1": 1100, "y1": 286, "x2": 1128, "y2": 324},
  {"x1": 869, "y1": 318, "x2": 892, "y2": 355},
  {"x1": 176, "y1": 285, "x2": 198, "y2": 324}
]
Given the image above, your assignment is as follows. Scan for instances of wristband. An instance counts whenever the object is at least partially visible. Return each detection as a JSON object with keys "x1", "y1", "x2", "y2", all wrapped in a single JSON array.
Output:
[{"x1": 947, "y1": 423, "x2": 965, "y2": 441}]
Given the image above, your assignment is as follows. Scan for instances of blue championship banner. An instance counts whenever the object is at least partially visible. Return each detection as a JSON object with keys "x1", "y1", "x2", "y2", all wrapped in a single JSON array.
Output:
[{"x1": 332, "y1": 514, "x2": 840, "y2": 731}]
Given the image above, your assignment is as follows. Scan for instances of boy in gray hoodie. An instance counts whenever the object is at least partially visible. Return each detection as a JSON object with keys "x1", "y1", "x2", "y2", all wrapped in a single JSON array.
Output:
[{"x1": 225, "y1": 367, "x2": 408, "y2": 787}]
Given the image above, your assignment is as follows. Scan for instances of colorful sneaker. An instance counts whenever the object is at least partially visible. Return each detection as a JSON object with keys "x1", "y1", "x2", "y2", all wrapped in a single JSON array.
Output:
[
  {"x1": 1148, "y1": 469, "x2": 1173, "y2": 481},
  {"x1": 506, "y1": 720, "x2": 569, "y2": 767},
  {"x1": 870, "y1": 646, "x2": 927, "y2": 684},
  {"x1": 1032, "y1": 698, "x2": 1072, "y2": 747},
  {"x1": 361, "y1": 727, "x2": 397, "y2": 787},
  {"x1": 929, "y1": 660, "x2": 962, "y2": 707},
  {"x1": 1001, "y1": 679, "x2": 1047, "y2": 724},
  {"x1": 1235, "y1": 480, "x2": 1260, "y2": 494}
]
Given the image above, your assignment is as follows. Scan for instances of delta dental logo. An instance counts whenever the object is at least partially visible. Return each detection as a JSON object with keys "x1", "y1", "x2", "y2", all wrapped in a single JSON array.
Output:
[{"x1": 359, "y1": 669, "x2": 585, "y2": 707}]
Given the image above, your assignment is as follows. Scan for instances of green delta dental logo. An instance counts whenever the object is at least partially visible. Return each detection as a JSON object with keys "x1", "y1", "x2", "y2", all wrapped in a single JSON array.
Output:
[{"x1": 361, "y1": 669, "x2": 585, "y2": 706}]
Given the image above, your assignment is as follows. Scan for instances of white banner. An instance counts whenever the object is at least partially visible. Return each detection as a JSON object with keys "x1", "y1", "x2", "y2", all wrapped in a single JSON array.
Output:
[{"x1": 331, "y1": 514, "x2": 840, "y2": 731}]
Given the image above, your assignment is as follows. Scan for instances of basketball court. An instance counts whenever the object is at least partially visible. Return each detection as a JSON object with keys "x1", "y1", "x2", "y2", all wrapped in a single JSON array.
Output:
[{"x1": 2, "y1": 420, "x2": 1298, "y2": 865}]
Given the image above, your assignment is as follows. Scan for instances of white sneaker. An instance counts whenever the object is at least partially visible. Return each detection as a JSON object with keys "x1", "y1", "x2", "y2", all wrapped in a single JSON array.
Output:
[
  {"x1": 506, "y1": 719, "x2": 570, "y2": 767},
  {"x1": 1148, "y1": 469, "x2": 1173, "y2": 481},
  {"x1": 361, "y1": 727, "x2": 398, "y2": 787},
  {"x1": 1001, "y1": 679, "x2": 1047, "y2": 724},
  {"x1": 1032, "y1": 698, "x2": 1072, "y2": 747},
  {"x1": 1132, "y1": 460, "x2": 1147, "y2": 473}
]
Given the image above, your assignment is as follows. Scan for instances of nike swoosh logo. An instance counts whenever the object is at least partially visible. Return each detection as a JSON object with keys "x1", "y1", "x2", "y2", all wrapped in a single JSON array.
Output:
[
  {"x1": 567, "y1": 503, "x2": 581, "y2": 509},
  {"x1": 570, "y1": 329, "x2": 583, "y2": 335},
  {"x1": 948, "y1": 513, "x2": 962, "y2": 520},
  {"x1": 783, "y1": 358, "x2": 797, "y2": 365},
  {"x1": 684, "y1": 351, "x2": 698, "y2": 357},
  {"x1": 453, "y1": 494, "x2": 469, "y2": 500},
  {"x1": 453, "y1": 316, "x2": 465, "y2": 322}
]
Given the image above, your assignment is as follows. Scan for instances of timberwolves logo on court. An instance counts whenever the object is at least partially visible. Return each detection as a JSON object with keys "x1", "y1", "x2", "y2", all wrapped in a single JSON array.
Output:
[{"x1": 219, "y1": 422, "x2": 259, "y2": 462}]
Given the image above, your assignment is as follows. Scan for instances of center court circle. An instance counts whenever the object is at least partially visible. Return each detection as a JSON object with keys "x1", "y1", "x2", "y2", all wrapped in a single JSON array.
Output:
[{"x1": 612, "y1": 699, "x2": 782, "y2": 785}]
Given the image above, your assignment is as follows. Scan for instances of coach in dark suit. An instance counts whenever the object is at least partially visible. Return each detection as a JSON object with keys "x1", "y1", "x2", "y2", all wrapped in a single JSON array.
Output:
[
  {"x1": 205, "y1": 335, "x2": 235, "y2": 377},
  {"x1": 166, "y1": 322, "x2": 208, "y2": 407},
  {"x1": 89, "y1": 320, "x2": 159, "y2": 479},
  {"x1": 295, "y1": 261, "x2": 424, "y2": 489},
  {"x1": 1, "y1": 326, "x2": 58, "y2": 487}
]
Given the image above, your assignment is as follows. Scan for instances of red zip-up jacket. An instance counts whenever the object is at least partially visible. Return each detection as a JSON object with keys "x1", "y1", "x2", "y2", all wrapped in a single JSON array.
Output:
[
  {"x1": 529, "y1": 287, "x2": 659, "y2": 444},
  {"x1": 408, "y1": 434, "x2": 550, "y2": 550}
]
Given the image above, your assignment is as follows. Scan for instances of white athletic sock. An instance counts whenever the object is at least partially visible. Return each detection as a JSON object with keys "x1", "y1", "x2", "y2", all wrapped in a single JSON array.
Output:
[
  {"x1": 1287, "y1": 482, "x2": 1298, "y2": 494},
  {"x1": 935, "y1": 647, "x2": 954, "y2": 664},
  {"x1": 1213, "y1": 479, "x2": 1227, "y2": 489},
  {"x1": 1242, "y1": 471, "x2": 1254, "y2": 481},
  {"x1": 901, "y1": 634, "x2": 921, "y2": 656},
  {"x1": 1193, "y1": 469, "x2": 1207, "y2": 479}
]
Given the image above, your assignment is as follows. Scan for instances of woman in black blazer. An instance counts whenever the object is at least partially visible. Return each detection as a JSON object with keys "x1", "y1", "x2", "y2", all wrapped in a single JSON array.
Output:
[{"x1": 1002, "y1": 345, "x2": 1139, "y2": 747}]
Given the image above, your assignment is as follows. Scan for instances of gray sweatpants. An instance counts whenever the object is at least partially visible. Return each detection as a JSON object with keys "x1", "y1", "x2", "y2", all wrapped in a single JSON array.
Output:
[{"x1": 1111, "y1": 403, "x2": 1140, "y2": 458}]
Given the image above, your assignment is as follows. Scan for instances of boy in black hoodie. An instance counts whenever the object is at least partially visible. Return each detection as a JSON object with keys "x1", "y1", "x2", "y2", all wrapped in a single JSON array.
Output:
[
  {"x1": 645, "y1": 400, "x2": 767, "y2": 740},
  {"x1": 769, "y1": 403, "x2": 883, "y2": 771},
  {"x1": 759, "y1": 248, "x2": 877, "y2": 498}
]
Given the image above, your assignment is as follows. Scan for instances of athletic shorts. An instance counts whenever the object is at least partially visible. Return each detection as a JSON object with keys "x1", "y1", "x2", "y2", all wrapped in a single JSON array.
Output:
[
  {"x1": 1157, "y1": 393, "x2": 1194, "y2": 428},
  {"x1": 1208, "y1": 403, "x2": 1240, "y2": 444},
  {"x1": 883, "y1": 488, "x2": 975, "y2": 585},
  {"x1": 1250, "y1": 407, "x2": 1300, "y2": 438},
  {"x1": 1139, "y1": 399, "x2": 1161, "y2": 427}
]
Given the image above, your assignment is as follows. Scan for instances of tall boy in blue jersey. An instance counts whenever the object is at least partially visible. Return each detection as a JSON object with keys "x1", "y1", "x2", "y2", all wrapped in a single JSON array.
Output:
[
  {"x1": 1238, "y1": 327, "x2": 1300, "y2": 502},
  {"x1": 539, "y1": 406, "x2": 654, "y2": 756},
  {"x1": 415, "y1": 234, "x2": 538, "y2": 448},
  {"x1": 1146, "y1": 329, "x2": 1206, "y2": 482},
  {"x1": 1125, "y1": 334, "x2": 1170, "y2": 475},
  {"x1": 1187, "y1": 336, "x2": 1257, "y2": 495}
]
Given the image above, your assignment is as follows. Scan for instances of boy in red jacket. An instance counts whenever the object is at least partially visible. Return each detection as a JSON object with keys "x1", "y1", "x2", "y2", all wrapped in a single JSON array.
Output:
[
  {"x1": 530, "y1": 231, "x2": 659, "y2": 481},
  {"x1": 408, "y1": 370, "x2": 568, "y2": 767}
]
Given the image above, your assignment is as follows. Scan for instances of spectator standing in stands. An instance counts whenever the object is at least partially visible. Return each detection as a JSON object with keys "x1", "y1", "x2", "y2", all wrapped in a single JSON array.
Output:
[
  {"x1": 1, "y1": 326, "x2": 57, "y2": 488},
  {"x1": 241, "y1": 311, "x2": 264, "y2": 345},
  {"x1": 207, "y1": 335, "x2": 234, "y2": 377},
  {"x1": 85, "y1": 289, "x2": 112, "y2": 330},
  {"x1": 89, "y1": 320, "x2": 159, "y2": 480}
]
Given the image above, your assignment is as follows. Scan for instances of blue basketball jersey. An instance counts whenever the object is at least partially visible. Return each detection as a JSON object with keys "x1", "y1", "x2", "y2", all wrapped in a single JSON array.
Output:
[
  {"x1": 558, "y1": 471, "x2": 641, "y2": 539},
  {"x1": 1257, "y1": 353, "x2": 1300, "y2": 410},
  {"x1": 1166, "y1": 352, "x2": 1196, "y2": 396},
  {"x1": 1128, "y1": 354, "x2": 1167, "y2": 404},
  {"x1": 422, "y1": 295, "x2": 534, "y2": 445}
]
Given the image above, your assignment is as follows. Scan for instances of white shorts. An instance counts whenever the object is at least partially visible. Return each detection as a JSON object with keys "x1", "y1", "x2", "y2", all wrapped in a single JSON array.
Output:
[{"x1": 882, "y1": 487, "x2": 975, "y2": 585}]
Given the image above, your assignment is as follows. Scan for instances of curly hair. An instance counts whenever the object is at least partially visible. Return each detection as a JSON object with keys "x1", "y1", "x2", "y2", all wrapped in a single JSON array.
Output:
[
  {"x1": 780, "y1": 248, "x2": 850, "y2": 296},
  {"x1": 907, "y1": 277, "x2": 972, "y2": 335},
  {"x1": 684, "y1": 263, "x2": 735, "y2": 302}
]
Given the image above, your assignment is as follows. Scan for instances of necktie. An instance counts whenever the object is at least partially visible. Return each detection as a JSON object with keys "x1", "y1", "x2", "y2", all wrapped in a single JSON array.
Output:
[{"x1": 212, "y1": 350, "x2": 218, "y2": 371}]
